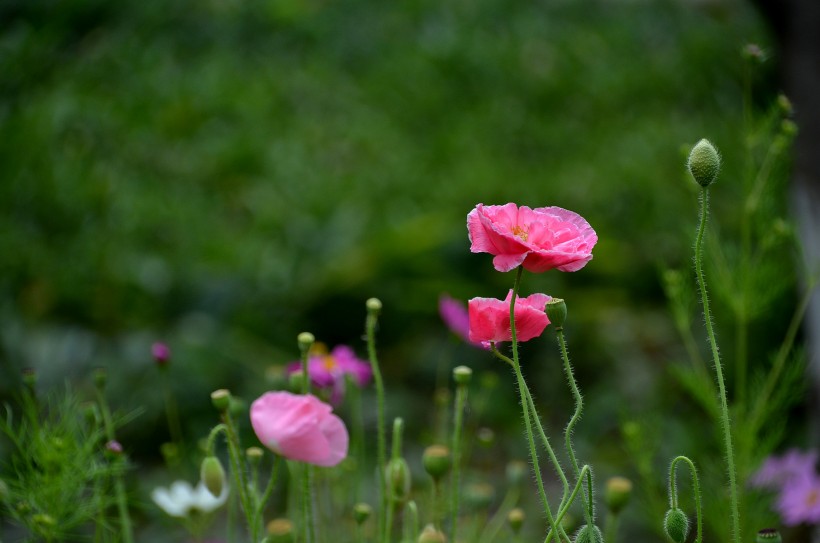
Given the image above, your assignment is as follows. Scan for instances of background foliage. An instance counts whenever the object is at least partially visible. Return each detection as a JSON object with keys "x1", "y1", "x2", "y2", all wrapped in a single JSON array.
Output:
[{"x1": 1, "y1": 0, "x2": 803, "y2": 540}]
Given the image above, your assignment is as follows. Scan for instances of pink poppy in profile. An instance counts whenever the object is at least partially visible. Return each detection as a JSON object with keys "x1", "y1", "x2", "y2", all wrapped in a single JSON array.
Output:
[
  {"x1": 250, "y1": 391, "x2": 348, "y2": 467},
  {"x1": 467, "y1": 203, "x2": 597, "y2": 273},
  {"x1": 468, "y1": 291, "x2": 551, "y2": 345},
  {"x1": 439, "y1": 294, "x2": 488, "y2": 349},
  {"x1": 286, "y1": 345, "x2": 372, "y2": 404}
]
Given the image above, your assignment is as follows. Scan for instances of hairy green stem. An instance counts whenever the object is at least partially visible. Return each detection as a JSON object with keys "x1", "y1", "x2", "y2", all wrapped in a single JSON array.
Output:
[
  {"x1": 668, "y1": 456, "x2": 702, "y2": 543},
  {"x1": 450, "y1": 379, "x2": 468, "y2": 543},
  {"x1": 508, "y1": 267, "x2": 566, "y2": 542},
  {"x1": 222, "y1": 411, "x2": 255, "y2": 540},
  {"x1": 556, "y1": 328, "x2": 594, "y2": 526},
  {"x1": 478, "y1": 486, "x2": 520, "y2": 543},
  {"x1": 365, "y1": 303, "x2": 388, "y2": 543},
  {"x1": 95, "y1": 385, "x2": 133, "y2": 543},
  {"x1": 544, "y1": 465, "x2": 592, "y2": 543},
  {"x1": 694, "y1": 188, "x2": 740, "y2": 543}
]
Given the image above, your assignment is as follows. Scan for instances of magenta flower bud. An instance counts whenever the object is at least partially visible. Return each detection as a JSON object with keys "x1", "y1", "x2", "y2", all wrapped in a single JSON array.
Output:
[
  {"x1": 105, "y1": 440, "x2": 124, "y2": 456},
  {"x1": 152, "y1": 342, "x2": 171, "y2": 366}
]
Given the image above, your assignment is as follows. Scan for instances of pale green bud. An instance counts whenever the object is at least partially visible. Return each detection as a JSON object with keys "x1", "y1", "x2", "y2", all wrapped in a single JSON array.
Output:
[
  {"x1": 353, "y1": 503, "x2": 372, "y2": 525},
  {"x1": 573, "y1": 524, "x2": 603, "y2": 543},
  {"x1": 418, "y1": 524, "x2": 447, "y2": 543},
  {"x1": 422, "y1": 445, "x2": 451, "y2": 480},
  {"x1": 210, "y1": 389, "x2": 231, "y2": 412},
  {"x1": 453, "y1": 365, "x2": 472, "y2": 385},
  {"x1": 266, "y1": 518, "x2": 295, "y2": 543},
  {"x1": 687, "y1": 139, "x2": 721, "y2": 188},
  {"x1": 756, "y1": 528, "x2": 782, "y2": 543},
  {"x1": 200, "y1": 456, "x2": 226, "y2": 497},
  {"x1": 546, "y1": 298, "x2": 567, "y2": 328},
  {"x1": 366, "y1": 298, "x2": 382, "y2": 314},
  {"x1": 663, "y1": 508, "x2": 689, "y2": 543},
  {"x1": 507, "y1": 507, "x2": 525, "y2": 534},
  {"x1": 604, "y1": 476, "x2": 633, "y2": 514},
  {"x1": 297, "y1": 332, "x2": 315, "y2": 351}
]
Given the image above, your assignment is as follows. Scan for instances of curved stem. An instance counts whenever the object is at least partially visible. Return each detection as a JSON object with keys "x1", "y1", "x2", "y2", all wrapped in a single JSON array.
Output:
[
  {"x1": 544, "y1": 465, "x2": 592, "y2": 543},
  {"x1": 556, "y1": 328, "x2": 593, "y2": 527},
  {"x1": 508, "y1": 267, "x2": 566, "y2": 542},
  {"x1": 668, "y1": 456, "x2": 703, "y2": 543},
  {"x1": 694, "y1": 188, "x2": 740, "y2": 543}
]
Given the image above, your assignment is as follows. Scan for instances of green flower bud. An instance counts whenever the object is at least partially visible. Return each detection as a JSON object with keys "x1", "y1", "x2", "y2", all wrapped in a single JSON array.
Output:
[
  {"x1": 663, "y1": 508, "x2": 689, "y2": 543},
  {"x1": 604, "y1": 476, "x2": 633, "y2": 515},
  {"x1": 422, "y1": 445, "x2": 452, "y2": 480},
  {"x1": 288, "y1": 370, "x2": 307, "y2": 392},
  {"x1": 266, "y1": 518, "x2": 295, "y2": 543},
  {"x1": 353, "y1": 503, "x2": 373, "y2": 525},
  {"x1": 211, "y1": 389, "x2": 231, "y2": 412},
  {"x1": 464, "y1": 482, "x2": 495, "y2": 510},
  {"x1": 573, "y1": 524, "x2": 603, "y2": 543},
  {"x1": 386, "y1": 457, "x2": 412, "y2": 503},
  {"x1": 418, "y1": 524, "x2": 447, "y2": 543},
  {"x1": 507, "y1": 507, "x2": 525, "y2": 534},
  {"x1": 200, "y1": 455, "x2": 226, "y2": 497},
  {"x1": 546, "y1": 298, "x2": 567, "y2": 329},
  {"x1": 453, "y1": 365, "x2": 472, "y2": 385},
  {"x1": 756, "y1": 528, "x2": 782, "y2": 543},
  {"x1": 506, "y1": 460, "x2": 528, "y2": 486},
  {"x1": 687, "y1": 139, "x2": 721, "y2": 188},
  {"x1": 297, "y1": 332, "x2": 315, "y2": 351},
  {"x1": 246, "y1": 446, "x2": 264, "y2": 466},
  {"x1": 366, "y1": 298, "x2": 382, "y2": 314}
]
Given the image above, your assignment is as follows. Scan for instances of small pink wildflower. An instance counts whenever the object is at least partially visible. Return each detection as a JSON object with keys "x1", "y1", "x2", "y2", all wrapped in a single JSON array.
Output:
[
  {"x1": 468, "y1": 291, "x2": 551, "y2": 346},
  {"x1": 286, "y1": 345, "x2": 371, "y2": 404},
  {"x1": 467, "y1": 203, "x2": 597, "y2": 273},
  {"x1": 776, "y1": 473, "x2": 820, "y2": 526},
  {"x1": 152, "y1": 342, "x2": 171, "y2": 366},
  {"x1": 250, "y1": 391, "x2": 348, "y2": 467}
]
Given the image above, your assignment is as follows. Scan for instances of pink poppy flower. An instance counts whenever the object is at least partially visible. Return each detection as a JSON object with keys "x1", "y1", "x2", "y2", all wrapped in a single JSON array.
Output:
[
  {"x1": 467, "y1": 203, "x2": 597, "y2": 273},
  {"x1": 468, "y1": 291, "x2": 551, "y2": 345},
  {"x1": 776, "y1": 473, "x2": 820, "y2": 526},
  {"x1": 439, "y1": 294, "x2": 488, "y2": 349},
  {"x1": 250, "y1": 391, "x2": 348, "y2": 467},
  {"x1": 286, "y1": 345, "x2": 372, "y2": 404}
]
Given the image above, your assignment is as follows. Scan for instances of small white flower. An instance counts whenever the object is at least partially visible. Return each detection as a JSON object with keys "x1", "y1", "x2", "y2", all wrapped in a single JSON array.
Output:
[{"x1": 151, "y1": 480, "x2": 229, "y2": 518}]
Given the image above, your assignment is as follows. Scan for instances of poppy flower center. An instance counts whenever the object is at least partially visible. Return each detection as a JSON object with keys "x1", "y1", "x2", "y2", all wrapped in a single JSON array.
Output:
[
  {"x1": 806, "y1": 490, "x2": 819, "y2": 507},
  {"x1": 322, "y1": 356, "x2": 338, "y2": 371},
  {"x1": 511, "y1": 225, "x2": 529, "y2": 242}
]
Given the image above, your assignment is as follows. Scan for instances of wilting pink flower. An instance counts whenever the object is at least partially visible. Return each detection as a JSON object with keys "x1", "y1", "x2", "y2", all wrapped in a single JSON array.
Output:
[
  {"x1": 468, "y1": 291, "x2": 551, "y2": 345},
  {"x1": 467, "y1": 203, "x2": 597, "y2": 273},
  {"x1": 250, "y1": 391, "x2": 349, "y2": 467},
  {"x1": 776, "y1": 473, "x2": 820, "y2": 526},
  {"x1": 152, "y1": 342, "x2": 171, "y2": 366},
  {"x1": 751, "y1": 449, "x2": 818, "y2": 490},
  {"x1": 286, "y1": 345, "x2": 372, "y2": 404},
  {"x1": 440, "y1": 294, "x2": 488, "y2": 349}
]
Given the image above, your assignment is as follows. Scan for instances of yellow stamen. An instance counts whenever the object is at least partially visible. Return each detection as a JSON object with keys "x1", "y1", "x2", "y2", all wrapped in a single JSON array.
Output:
[{"x1": 511, "y1": 225, "x2": 529, "y2": 242}]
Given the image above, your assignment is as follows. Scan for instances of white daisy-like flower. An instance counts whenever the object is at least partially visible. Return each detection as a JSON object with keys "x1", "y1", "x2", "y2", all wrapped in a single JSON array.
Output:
[{"x1": 151, "y1": 480, "x2": 229, "y2": 518}]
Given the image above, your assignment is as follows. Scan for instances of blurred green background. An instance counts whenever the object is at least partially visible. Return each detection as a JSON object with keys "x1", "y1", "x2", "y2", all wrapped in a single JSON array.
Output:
[{"x1": 1, "y1": 0, "x2": 800, "y2": 539}]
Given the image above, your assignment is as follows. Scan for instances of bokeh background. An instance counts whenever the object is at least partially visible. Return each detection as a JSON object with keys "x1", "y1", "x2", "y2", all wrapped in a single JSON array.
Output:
[{"x1": 1, "y1": 0, "x2": 807, "y2": 540}]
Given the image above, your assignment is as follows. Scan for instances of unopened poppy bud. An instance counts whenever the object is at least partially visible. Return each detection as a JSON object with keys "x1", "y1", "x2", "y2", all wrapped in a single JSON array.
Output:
[
  {"x1": 507, "y1": 507, "x2": 525, "y2": 534},
  {"x1": 777, "y1": 94, "x2": 793, "y2": 117},
  {"x1": 453, "y1": 365, "x2": 472, "y2": 385},
  {"x1": 93, "y1": 368, "x2": 107, "y2": 389},
  {"x1": 152, "y1": 342, "x2": 171, "y2": 366},
  {"x1": 366, "y1": 297, "x2": 382, "y2": 314},
  {"x1": 465, "y1": 482, "x2": 495, "y2": 509},
  {"x1": 353, "y1": 503, "x2": 372, "y2": 525},
  {"x1": 756, "y1": 528, "x2": 782, "y2": 543},
  {"x1": 22, "y1": 368, "x2": 37, "y2": 390},
  {"x1": 201, "y1": 455, "x2": 226, "y2": 497},
  {"x1": 663, "y1": 508, "x2": 689, "y2": 543},
  {"x1": 418, "y1": 524, "x2": 447, "y2": 543},
  {"x1": 266, "y1": 518, "x2": 295, "y2": 543},
  {"x1": 297, "y1": 332, "x2": 315, "y2": 352},
  {"x1": 545, "y1": 298, "x2": 567, "y2": 329},
  {"x1": 288, "y1": 370, "x2": 307, "y2": 392},
  {"x1": 687, "y1": 139, "x2": 721, "y2": 188},
  {"x1": 506, "y1": 460, "x2": 528, "y2": 486},
  {"x1": 604, "y1": 476, "x2": 632, "y2": 515},
  {"x1": 246, "y1": 446, "x2": 264, "y2": 466},
  {"x1": 422, "y1": 445, "x2": 451, "y2": 480},
  {"x1": 573, "y1": 524, "x2": 603, "y2": 543},
  {"x1": 211, "y1": 389, "x2": 231, "y2": 412},
  {"x1": 477, "y1": 427, "x2": 495, "y2": 447},
  {"x1": 386, "y1": 457, "x2": 412, "y2": 502}
]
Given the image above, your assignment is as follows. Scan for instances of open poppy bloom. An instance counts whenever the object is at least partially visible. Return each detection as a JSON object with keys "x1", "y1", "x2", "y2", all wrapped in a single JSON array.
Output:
[
  {"x1": 467, "y1": 203, "x2": 597, "y2": 273},
  {"x1": 250, "y1": 391, "x2": 348, "y2": 467},
  {"x1": 468, "y1": 291, "x2": 551, "y2": 345},
  {"x1": 286, "y1": 344, "x2": 372, "y2": 405}
]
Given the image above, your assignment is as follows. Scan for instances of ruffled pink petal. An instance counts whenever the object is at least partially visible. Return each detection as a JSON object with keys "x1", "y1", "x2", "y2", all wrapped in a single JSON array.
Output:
[
  {"x1": 492, "y1": 253, "x2": 528, "y2": 273},
  {"x1": 468, "y1": 204, "x2": 531, "y2": 261},
  {"x1": 316, "y1": 412, "x2": 349, "y2": 467},
  {"x1": 468, "y1": 291, "x2": 551, "y2": 344}
]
